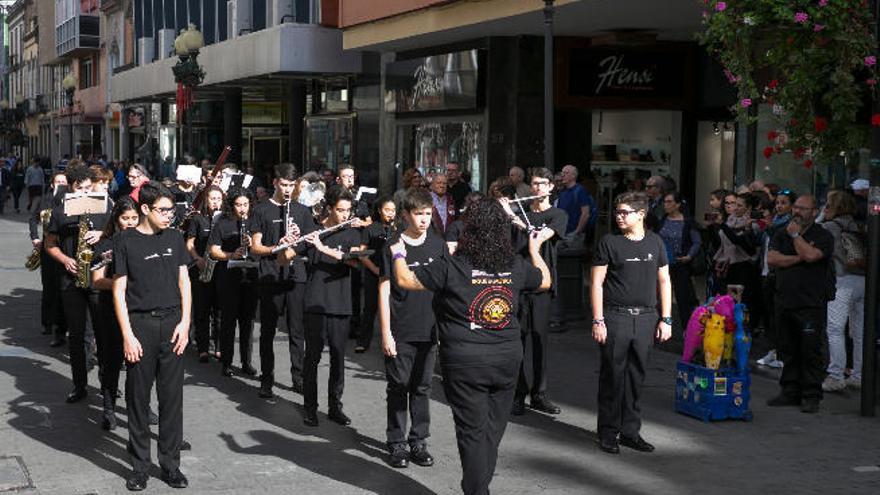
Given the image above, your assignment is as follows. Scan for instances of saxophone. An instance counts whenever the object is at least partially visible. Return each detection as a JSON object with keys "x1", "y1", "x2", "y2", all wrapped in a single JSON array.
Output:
[
  {"x1": 25, "y1": 209, "x2": 53, "y2": 271},
  {"x1": 74, "y1": 215, "x2": 94, "y2": 289}
]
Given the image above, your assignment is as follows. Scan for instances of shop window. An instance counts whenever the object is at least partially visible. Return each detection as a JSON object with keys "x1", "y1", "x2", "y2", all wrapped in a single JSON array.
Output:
[
  {"x1": 305, "y1": 115, "x2": 354, "y2": 172},
  {"x1": 396, "y1": 121, "x2": 483, "y2": 192}
]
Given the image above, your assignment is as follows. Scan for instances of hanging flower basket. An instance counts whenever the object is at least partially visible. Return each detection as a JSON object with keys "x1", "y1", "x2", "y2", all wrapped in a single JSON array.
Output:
[{"x1": 697, "y1": 0, "x2": 878, "y2": 164}]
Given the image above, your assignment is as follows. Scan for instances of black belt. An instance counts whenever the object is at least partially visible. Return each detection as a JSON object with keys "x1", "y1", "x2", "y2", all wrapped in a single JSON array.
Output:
[
  {"x1": 607, "y1": 306, "x2": 655, "y2": 316},
  {"x1": 132, "y1": 307, "x2": 180, "y2": 318}
]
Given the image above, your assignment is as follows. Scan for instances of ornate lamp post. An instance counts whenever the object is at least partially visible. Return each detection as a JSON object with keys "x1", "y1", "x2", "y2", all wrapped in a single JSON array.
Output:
[
  {"x1": 172, "y1": 24, "x2": 206, "y2": 158},
  {"x1": 62, "y1": 72, "x2": 78, "y2": 157}
]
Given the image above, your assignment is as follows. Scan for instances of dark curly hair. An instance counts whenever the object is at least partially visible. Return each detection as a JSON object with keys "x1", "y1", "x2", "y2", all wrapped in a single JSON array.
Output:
[
  {"x1": 223, "y1": 186, "x2": 254, "y2": 219},
  {"x1": 455, "y1": 199, "x2": 515, "y2": 273}
]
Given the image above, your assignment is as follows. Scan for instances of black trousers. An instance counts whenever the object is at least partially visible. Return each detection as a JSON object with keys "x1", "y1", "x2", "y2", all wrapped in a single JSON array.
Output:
[
  {"x1": 442, "y1": 358, "x2": 520, "y2": 495},
  {"x1": 126, "y1": 309, "x2": 184, "y2": 475},
  {"x1": 385, "y1": 340, "x2": 436, "y2": 447},
  {"x1": 259, "y1": 281, "x2": 306, "y2": 384},
  {"x1": 217, "y1": 266, "x2": 257, "y2": 368},
  {"x1": 94, "y1": 292, "x2": 123, "y2": 395},
  {"x1": 597, "y1": 310, "x2": 655, "y2": 440},
  {"x1": 356, "y1": 272, "x2": 379, "y2": 349},
  {"x1": 191, "y1": 268, "x2": 219, "y2": 354},
  {"x1": 303, "y1": 313, "x2": 348, "y2": 412},
  {"x1": 39, "y1": 249, "x2": 67, "y2": 336},
  {"x1": 516, "y1": 291, "x2": 551, "y2": 400},
  {"x1": 670, "y1": 263, "x2": 698, "y2": 331},
  {"x1": 760, "y1": 275, "x2": 778, "y2": 347},
  {"x1": 777, "y1": 306, "x2": 828, "y2": 401},
  {"x1": 61, "y1": 287, "x2": 97, "y2": 391},
  {"x1": 350, "y1": 267, "x2": 363, "y2": 332},
  {"x1": 721, "y1": 261, "x2": 763, "y2": 323}
]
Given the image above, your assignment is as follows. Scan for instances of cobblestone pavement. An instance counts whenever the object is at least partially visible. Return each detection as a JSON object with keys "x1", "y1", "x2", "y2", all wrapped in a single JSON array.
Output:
[{"x1": 0, "y1": 213, "x2": 878, "y2": 494}]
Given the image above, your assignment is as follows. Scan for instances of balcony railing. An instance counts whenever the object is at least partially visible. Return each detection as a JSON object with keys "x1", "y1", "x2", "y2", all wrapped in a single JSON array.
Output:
[{"x1": 56, "y1": 12, "x2": 100, "y2": 58}]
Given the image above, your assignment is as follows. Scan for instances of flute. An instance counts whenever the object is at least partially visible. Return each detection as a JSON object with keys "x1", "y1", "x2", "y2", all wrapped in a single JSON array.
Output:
[
  {"x1": 271, "y1": 218, "x2": 356, "y2": 254},
  {"x1": 508, "y1": 193, "x2": 550, "y2": 204}
]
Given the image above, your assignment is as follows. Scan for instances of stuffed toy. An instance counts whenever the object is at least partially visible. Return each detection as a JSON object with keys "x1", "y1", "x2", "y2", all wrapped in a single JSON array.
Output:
[
  {"x1": 703, "y1": 313, "x2": 726, "y2": 370},
  {"x1": 712, "y1": 295, "x2": 737, "y2": 333},
  {"x1": 682, "y1": 306, "x2": 709, "y2": 363},
  {"x1": 734, "y1": 303, "x2": 751, "y2": 373}
]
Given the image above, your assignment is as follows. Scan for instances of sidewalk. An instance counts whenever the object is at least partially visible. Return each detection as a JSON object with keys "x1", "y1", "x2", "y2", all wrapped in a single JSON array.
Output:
[{"x1": 0, "y1": 213, "x2": 878, "y2": 494}]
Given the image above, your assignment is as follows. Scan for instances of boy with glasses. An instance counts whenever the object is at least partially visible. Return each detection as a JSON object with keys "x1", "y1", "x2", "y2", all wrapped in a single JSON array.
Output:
[
  {"x1": 113, "y1": 181, "x2": 192, "y2": 490},
  {"x1": 591, "y1": 192, "x2": 672, "y2": 454},
  {"x1": 502, "y1": 167, "x2": 568, "y2": 416}
]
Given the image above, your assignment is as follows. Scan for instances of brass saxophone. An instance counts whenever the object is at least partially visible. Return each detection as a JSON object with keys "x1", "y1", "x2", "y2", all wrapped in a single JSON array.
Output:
[
  {"x1": 74, "y1": 215, "x2": 94, "y2": 289},
  {"x1": 25, "y1": 209, "x2": 53, "y2": 271}
]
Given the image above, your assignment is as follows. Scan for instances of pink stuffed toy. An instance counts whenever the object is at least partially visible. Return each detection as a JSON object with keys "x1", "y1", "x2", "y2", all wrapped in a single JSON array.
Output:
[
  {"x1": 681, "y1": 306, "x2": 709, "y2": 363},
  {"x1": 712, "y1": 295, "x2": 737, "y2": 333}
]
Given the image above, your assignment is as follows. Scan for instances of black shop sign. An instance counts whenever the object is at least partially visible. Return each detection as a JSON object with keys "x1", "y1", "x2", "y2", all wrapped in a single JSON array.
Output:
[{"x1": 568, "y1": 49, "x2": 686, "y2": 100}]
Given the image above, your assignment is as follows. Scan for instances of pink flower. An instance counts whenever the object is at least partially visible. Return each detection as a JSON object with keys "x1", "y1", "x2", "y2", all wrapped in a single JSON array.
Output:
[
  {"x1": 715, "y1": 1, "x2": 727, "y2": 11},
  {"x1": 868, "y1": 78, "x2": 878, "y2": 86},
  {"x1": 741, "y1": 98, "x2": 752, "y2": 108},
  {"x1": 819, "y1": 0, "x2": 828, "y2": 6},
  {"x1": 866, "y1": 55, "x2": 877, "y2": 67},
  {"x1": 813, "y1": 24, "x2": 825, "y2": 32},
  {"x1": 794, "y1": 12, "x2": 809, "y2": 24}
]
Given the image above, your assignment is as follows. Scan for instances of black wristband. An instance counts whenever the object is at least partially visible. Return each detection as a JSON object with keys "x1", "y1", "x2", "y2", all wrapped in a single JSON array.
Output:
[{"x1": 659, "y1": 317, "x2": 673, "y2": 325}]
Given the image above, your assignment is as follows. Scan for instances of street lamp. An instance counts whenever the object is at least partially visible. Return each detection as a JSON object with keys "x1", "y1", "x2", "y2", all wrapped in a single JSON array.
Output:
[
  {"x1": 62, "y1": 72, "x2": 77, "y2": 158},
  {"x1": 172, "y1": 24, "x2": 206, "y2": 159}
]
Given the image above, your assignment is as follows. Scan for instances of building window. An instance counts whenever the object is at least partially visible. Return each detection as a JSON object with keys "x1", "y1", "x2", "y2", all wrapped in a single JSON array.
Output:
[{"x1": 80, "y1": 56, "x2": 96, "y2": 88}]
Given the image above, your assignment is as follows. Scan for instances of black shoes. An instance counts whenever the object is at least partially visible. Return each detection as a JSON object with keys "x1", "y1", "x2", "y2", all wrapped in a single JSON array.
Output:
[
  {"x1": 410, "y1": 445, "x2": 434, "y2": 467},
  {"x1": 354, "y1": 345, "x2": 366, "y2": 354},
  {"x1": 161, "y1": 469, "x2": 189, "y2": 489},
  {"x1": 388, "y1": 445, "x2": 408, "y2": 468},
  {"x1": 240, "y1": 364, "x2": 257, "y2": 377},
  {"x1": 328, "y1": 408, "x2": 352, "y2": 426},
  {"x1": 303, "y1": 409, "x2": 319, "y2": 427},
  {"x1": 801, "y1": 398, "x2": 820, "y2": 414},
  {"x1": 767, "y1": 394, "x2": 801, "y2": 407},
  {"x1": 125, "y1": 472, "x2": 148, "y2": 491},
  {"x1": 530, "y1": 395, "x2": 562, "y2": 415},
  {"x1": 620, "y1": 434, "x2": 655, "y2": 453},
  {"x1": 221, "y1": 366, "x2": 234, "y2": 377},
  {"x1": 511, "y1": 397, "x2": 525, "y2": 416},
  {"x1": 198, "y1": 352, "x2": 210, "y2": 363},
  {"x1": 49, "y1": 336, "x2": 66, "y2": 348},
  {"x1": 41, "y1": 326, "x2": 52, "y2": 335},
  {"x1": 258, "y1": 382, "x2": 274, "y2": 399},
  {"x1": 66, "y1": 388, "x2": 87, "y2": 403},
  {"x1": 599, "y1": 435, "x2": 620, "y2": 454}
]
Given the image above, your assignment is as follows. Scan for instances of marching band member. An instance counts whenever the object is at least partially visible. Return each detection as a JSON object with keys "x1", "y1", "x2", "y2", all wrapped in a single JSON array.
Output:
[
  {"x1": 185, "y1": 186, "x2": 224, "y2": 362},
  {"x1": 356, "y1": 195, "x2": 399, "y2": 353},
  {"x1": 29, "y1": 172, "x2": 68, "y2": 343},
  {"x1": 207, "y1": 187, "x2": 258, "y2": 378}
]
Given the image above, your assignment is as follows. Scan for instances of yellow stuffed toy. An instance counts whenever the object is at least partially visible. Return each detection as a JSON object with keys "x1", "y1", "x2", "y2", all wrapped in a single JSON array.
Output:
[{"x1": 703, "y1": 313, "x2": 726, "y2": 370}]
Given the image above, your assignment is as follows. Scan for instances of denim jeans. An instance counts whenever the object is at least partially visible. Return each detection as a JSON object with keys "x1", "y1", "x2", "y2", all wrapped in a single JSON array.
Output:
[{"x1": 826, "y1": 274, "x2": 865, "y2": 380}]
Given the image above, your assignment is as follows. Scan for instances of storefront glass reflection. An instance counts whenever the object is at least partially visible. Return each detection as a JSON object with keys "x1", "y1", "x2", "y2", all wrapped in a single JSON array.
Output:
[
  {"x1": 397, "y1": 121, "x2": 482, "y2": 191},
  {"x1": 305, "y1": 116, "x2": 354, "y2": 172}
]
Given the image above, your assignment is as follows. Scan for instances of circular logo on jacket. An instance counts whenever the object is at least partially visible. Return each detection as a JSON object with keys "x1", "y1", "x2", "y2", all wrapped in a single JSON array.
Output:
[{"x1": 468, "y1": 286, "x2": 514, "y2": 330}]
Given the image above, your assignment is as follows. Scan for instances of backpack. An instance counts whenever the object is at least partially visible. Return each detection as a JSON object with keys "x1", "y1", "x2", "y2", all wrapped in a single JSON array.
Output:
[{"x1": 834, "y1": 219, "x2": 867, "y2": 275}]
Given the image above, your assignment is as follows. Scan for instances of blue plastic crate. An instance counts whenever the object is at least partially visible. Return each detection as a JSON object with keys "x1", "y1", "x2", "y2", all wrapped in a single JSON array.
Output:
[{"x1": 675, "y1": 361, "x2": 753, "y2": 422}]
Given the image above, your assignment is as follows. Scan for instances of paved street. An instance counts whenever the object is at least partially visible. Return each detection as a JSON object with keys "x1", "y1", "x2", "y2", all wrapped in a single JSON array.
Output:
[{"x1": 0, "y1": 212, "x2": 878, "y2": 495}]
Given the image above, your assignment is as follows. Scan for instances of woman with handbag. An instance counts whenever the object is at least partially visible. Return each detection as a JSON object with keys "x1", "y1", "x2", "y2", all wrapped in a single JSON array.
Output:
[{"x1": 658, "y1": 192, "x2": 701, "y2": 331}]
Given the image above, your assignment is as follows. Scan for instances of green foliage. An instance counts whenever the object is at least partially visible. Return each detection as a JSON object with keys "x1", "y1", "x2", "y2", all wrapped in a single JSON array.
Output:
[{"x1": 697, "y1": 0, "x2": 877, "y2": 162}]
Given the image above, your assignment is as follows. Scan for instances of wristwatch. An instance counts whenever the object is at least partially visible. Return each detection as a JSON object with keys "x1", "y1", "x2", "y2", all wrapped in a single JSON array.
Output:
[
  {"x1": 789, "y1": 231, "x2": 800, "y2": 239},
  {"x1": 659, "y1": 317, "x2": 673, "y2": 326}
]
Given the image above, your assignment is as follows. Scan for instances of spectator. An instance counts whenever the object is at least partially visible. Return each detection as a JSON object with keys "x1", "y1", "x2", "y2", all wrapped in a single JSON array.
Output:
[
  {"x1": 821, "y1": 190, "x2": 866, "y2": 392},
  {"x1": 394, "y1": 167, "x2": 425, "y2": 207},
  {"x1": 556, "y1": 164, "x2": 596, "y2": 244},
  {"x1": 429, "y1": 173, "x2": 455, "y2": 236},
  {"x1": 701, "y1": 189, "x2": 730, "y2": 297},
  {"x1": 658, "y1": 192, "x2": 701, "y2": 331},
  {"x1": 712, "y1": 193, "x2": 762, "y2": 311},
  {"x1": 766, "y1": 195, "x2": 835, "y2": 413},
  {"x1": 25, "y1": 158, "x2": 44, "y2": 211},
  {"x1": 446, "y1": 162, "x2": 471, "y2": 213},
  {"x1": 849, "y1": 178, "x2": 869, "y2": 224},
  {"x1": 122, "y1": 163, "x2": 150, "y2": 202},
  {"x1": 8, "y1": 160, "x2": 24, "y2": 213},
  {"x1": 508, "y1": 166, "x2": 531, "y2": 198},
  {"x1": 645, "y1": 175, "x2": 668, "y2": 230},
  {"x1": 756, "y1": 189, "x2": 795, "y2": 369},
  {"x1": 321, "y1": 168, "x2": 336, "y2": 189}
]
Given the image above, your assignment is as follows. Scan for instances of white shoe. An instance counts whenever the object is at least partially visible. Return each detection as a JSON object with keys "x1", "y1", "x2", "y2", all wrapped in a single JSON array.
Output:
[
  {"x1": 757, "y1": 350, "x2": 777, "y2": 366},
  {"x1": 822, "y1": 376, "x2": 847, "y2": 392},
  {"x1": 845, "y1": 376, "x2": 862, "y2": 390},
  {"x1": 767, "y1": 359, "x2": 784, "y2": 369}
]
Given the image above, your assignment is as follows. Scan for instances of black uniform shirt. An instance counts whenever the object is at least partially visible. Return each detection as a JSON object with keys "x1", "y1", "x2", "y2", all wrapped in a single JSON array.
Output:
[
  {"x1": 304, "y1": 227, "x2": 362, "y2": 315},
  {"x1": 113, "y1": 228, "x2": 189, "y2": 312},
  {"x1": 47, "y1": 202, "x2": 111, "y2": 290},
  {"x1": 363, "y1": 221, "x2": 398, "y2": 268},
  {"x1": 513, "y1": 207, "x2": 568, "y2": 296},
  {"x1": 251, "y1": 200, "x2": 315, "y2": 284},
  {"x1": 380, "y1": 231, "x2": 447, "y2": 342},
  {"x1": 185, "y1": 214, "x2": 213, "y2": 257},
  {"x1": 207, "y1": 216, "x2": 252, "y2": 254},
  {"x1": 593, "y1": 231, "x2": 668, "y2": 308},
  {"x1": 170, "y1": 185, "x2": 197, "y2": 229},
  {"x1": 414, "y1": 254, "x2": 542, "y2": 366},
  {"x1": 770, "y1": 223, "x2": 835, "y2": 309}
]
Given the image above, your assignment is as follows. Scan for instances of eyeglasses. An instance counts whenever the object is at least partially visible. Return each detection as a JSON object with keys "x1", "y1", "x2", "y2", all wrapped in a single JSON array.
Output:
[
  {"x1": 150, "y1": 206, "x2": 176, "y2": 216},
  {"x1": 531, "y1": 180, "x2": 551, "y2": 187},
  {"x1": 614, "y1": 209, "x2": 638, "y2": 217}
]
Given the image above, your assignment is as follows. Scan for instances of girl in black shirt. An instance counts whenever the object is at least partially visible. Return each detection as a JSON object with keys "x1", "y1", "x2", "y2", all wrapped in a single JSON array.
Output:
[
  {"x1": 208, "y1": 187, "x2": 258, "y2": 378},
  {"x1": 185, "y1": 186, "x2": 224, "y2": 362},
  {"x1": 356, "y1": 195, "x2": 399, "y2": 352},
  {"x1": 91, "y1": 197, "x2": 140, "y2": 430},
  {"x1": 390, "y1": 199, "x2": 552, "y2": 495},
  {"x1": 284, "y1": 185, "x2": 363, "y2": 427}
]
